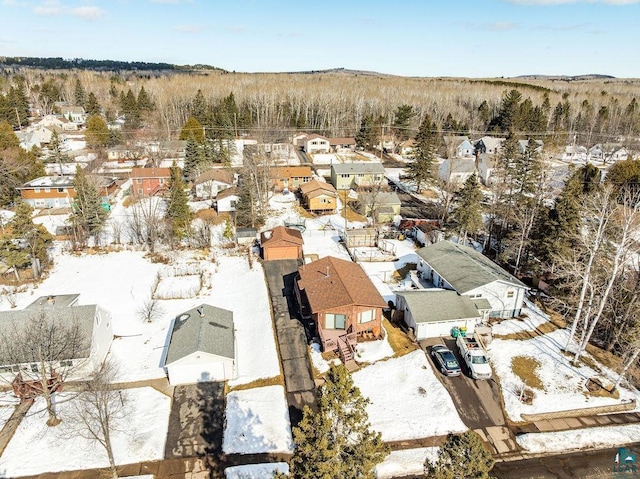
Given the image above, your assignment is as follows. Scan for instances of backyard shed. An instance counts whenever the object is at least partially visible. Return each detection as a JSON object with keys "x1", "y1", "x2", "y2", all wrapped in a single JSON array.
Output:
[
  {"x1": 163, "y1": 304, "x2": 236, "y2": 385},
  {"x1": 260, "y1": 226, "x2": 304, "y2": 260}
]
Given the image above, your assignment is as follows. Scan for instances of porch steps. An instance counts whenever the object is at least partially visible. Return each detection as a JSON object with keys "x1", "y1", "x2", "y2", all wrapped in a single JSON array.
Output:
[{"x1": 338, "y1": 337, "x2": 354, "y2": 362}]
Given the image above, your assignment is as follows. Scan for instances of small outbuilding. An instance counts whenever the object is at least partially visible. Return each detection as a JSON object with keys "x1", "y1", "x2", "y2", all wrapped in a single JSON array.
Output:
[
  {"x1": 260, "y1": 226, "x2": 304, "y2": 260},
  {"x1": 163, "y1": 304, "x2": 236, "y2": 385},
  {"x1": 395, "y1": 290, "x2": 489, "y2": 340}
]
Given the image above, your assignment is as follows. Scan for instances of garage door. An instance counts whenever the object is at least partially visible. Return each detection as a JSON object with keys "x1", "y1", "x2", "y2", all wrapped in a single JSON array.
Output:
[
  {"x1": 266, "y1": 246, "x2": 299, "y2": 260},
  {"x1": 168, "y1": 362, "x2": 228, "y2": 385}
]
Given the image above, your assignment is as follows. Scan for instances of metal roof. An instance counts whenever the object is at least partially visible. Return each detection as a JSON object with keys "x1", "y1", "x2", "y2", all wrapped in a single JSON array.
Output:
[
  {"x1": 417, "y1": 241, "x2": 527, "y2": 293},
  {"x1": 164, "y1": 304, "x2": 235, "y2": 365}
]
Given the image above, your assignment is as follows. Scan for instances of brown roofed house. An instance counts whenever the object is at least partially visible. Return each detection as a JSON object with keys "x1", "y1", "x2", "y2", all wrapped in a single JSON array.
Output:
[
  {"x1": 130, "y1": 167, "x2": 171, "y2": 196},
  {"x1": 260, "y1": 226, "x2": 304, "y2": 260},
  {"x1": 271, "y1": 166, "x2": 313, "y2": 192},
  {"x1": 294, "y1": 256, "x2": 387, "y2": 361},
  {"x1": 299, "y1": 180, "x2": 338, "y2": 213}
]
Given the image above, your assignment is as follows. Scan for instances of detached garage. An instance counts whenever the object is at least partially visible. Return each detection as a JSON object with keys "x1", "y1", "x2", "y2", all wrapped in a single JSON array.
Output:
[
  {"x1": 396, "y1": 290, "x2": 489, "y2": 340},
  {"x1": 260, "y1": 226, "x2": 304, "y2": 260},
  {"x1": 164, "y1": 304, "x2": 236, "y2": 385}
]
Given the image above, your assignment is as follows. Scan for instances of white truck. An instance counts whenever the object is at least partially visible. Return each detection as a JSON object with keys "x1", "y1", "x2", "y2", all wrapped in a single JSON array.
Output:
[{"x1": 456, "y1": 334, "x2": 492, "y2": 380}]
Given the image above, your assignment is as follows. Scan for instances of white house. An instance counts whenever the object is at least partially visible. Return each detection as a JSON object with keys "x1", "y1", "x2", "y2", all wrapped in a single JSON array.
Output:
[
  {"x1": 444, "y1": 136, "x2": 474, "y2": 158},
  {"x1": 193, "y1": 169, "x2": 235, "y2": 200},
  {"x1": 477, "y1": 153, "x2": 497, "y2": 185},
  {"x1": 438, "y1": 157, "x2": 477, "y2": 185},
  {"x1": 475, "y1": 136, "x2": 505, "y2": 156},
  {"x1": 0, "y1": 294, "x2": 113, "y2": 378},
  {"x1": 396, "y1": 290, "x2": 490, "y2": 339},
  {"x1": 163, "y1": 304, "x2": 236, "y2": 385},
  {"x1": 213, "y1": 186, "x2": 240, "y2": 213},
  {"x1": 38, "y1": 114, "x2": 77, "y2": 132},
  {"x1": 416, "y1": 240, "x2": 528, "y2": 318},
  {"x1": 556, "y1": 145, "x2": 587, "y2": 163},
  {"x1": 304, "y1": 134, "x2": 330, "y2": 153}
]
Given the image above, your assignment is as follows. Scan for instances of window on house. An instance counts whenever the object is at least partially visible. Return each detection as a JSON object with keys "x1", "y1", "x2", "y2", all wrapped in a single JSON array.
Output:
[
  {"x1": 159, "y1": 178, "x2": 164, "y2": 184},
  {"x1": 341, "y1": 174, "x2": 350, "y2": 178},
  {"x1": 136, "y1": 178, "x2": 142, "y2": 184},
  {"x1": 60, "y1": 360, "x2": 73, "y2": 368},
  {"x1": 0, "y1": 365, "x2": 13, "y2": 374},
  {"x1": 138, "y1": 188, "x2": 143, "y2": 195},
  {"x1": 325, "y1": 313, "x2": 346, "y2": 330},
  {"x1": 57, "y1": 188, "x2": 64, "y2": 193},
  {"x1": 44, "y1": 187, "x2": 51, "y2": 193},
  {"x1": 30, "y1": 363, "x2": 39, "y2": 373},
  {"x1": 321, "y1": 198, "x2": 327, "y2": 203},
  {"x1": 507, "y1": 291, "x2": 514, "y2": 298},
  {"x1": 358, "y1": 309, "x2": 375, "y2": 324},
  {"x1": 35, "y1": 188, "x2": 41, "y2": 193},
  {"x1": 230, "y1": 200, "x2": 237, "y2": 208}
]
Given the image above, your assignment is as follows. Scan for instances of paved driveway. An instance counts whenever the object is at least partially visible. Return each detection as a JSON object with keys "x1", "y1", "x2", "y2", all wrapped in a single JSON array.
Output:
[{"x1": 262, "y1": 260, "x2": 316, "y2": 424}]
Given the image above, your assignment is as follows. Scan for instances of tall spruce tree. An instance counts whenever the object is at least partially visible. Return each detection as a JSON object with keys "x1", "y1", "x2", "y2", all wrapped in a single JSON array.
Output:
[
  {"x1": 72, "y1": 166, "x2": 108, "y2": 244},
  {"x1": 425, "y1": 431, "x2": 495, "y2": 479},
  {"x1": 85, "y1": 115, "x2": 110, "y2": 149},
  {"x1": 85, "y1": 92, "x2": 101, "y2": 116},
  {"x1": 451, "y1": 174, "x2": 484, "y2": 243},
  {"x1": 73, "y1": 78, "x2": 86, "y2": 107},
  {"x1": 286, "y1": 365, "x2": 388, "y2": 479},
  {"x1": 392, "y1": 104, "x2": 415, "y2": 140},
  {"x1": 165, "y1": 165, "x2": 192, "y2": 239},
  {"x1": 405, "y1": 114, "x2": 438, "y2": 193},
  {"x1": 355, "y1": 114, "x2": 376, "y2": 149},
  {"x1": 183, "y1": 137, "x2": 201, "y2": 181},
  {"x1": 137, "y1": 86, "x2": 154, "y2": 112},
  {"x1": 179, "y1": 116, "x2": 205, "y2": 143}
]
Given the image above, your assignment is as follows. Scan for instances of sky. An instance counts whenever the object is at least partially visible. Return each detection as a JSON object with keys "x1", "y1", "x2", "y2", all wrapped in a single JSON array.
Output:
[{"x1": 0, "y1": 0, "x2": 639, "y2": 78}]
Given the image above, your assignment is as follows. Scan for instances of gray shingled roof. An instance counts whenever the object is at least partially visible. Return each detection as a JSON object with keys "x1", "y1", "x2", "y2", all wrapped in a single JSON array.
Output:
[
  {"x1": 165, "y1": 304, "x2": 235, "y2": 365},
  {"x1": 397, "y1": 290, "x2": 482, "y2": 323},
  {"x1": 331, "y1": 162, "x2": 385, "y2": 175},
  {"x1": 0, "y1": 305, "x2": 96, "y2": 364},
  {"x1": 417, "y1": 241, "x2": 527, "y2": 293}
]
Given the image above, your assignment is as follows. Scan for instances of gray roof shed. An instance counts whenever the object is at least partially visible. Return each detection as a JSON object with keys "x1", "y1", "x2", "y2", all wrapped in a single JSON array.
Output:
[
  {"x1": 417, "y1": 241, "x2": 527, "y2": 294},
  {"x1": 165, "y1": 304, "x2": 235, "y2": 365}
]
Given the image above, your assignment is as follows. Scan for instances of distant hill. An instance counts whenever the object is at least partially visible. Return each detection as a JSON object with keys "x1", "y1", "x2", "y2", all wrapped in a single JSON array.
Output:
[
  {"x1": 515, "y1": 74, "x2": 616, "y2": 81},
  {"x1": 0, "y1": 56, "x2": 226, "y2": 72},
  {"x1": 283, "y1": 67, "x2": 394, "y2": 77}
]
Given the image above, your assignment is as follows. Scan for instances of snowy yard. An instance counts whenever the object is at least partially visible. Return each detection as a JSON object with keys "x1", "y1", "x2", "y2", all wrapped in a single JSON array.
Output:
[
  {"x1": 352, "y1": 350, "x2": 467, "y2": 441},
  {"x1": 225, "y1": 463, "x2": 289, "y2": 479},
  {"x1": 487, "y1": 327, "x2": 640, "y2": 422},
  {"x1": 517, "y1": 424, "x2": 640, "y2": 453},
  {"x1": 0, "y1": 387, "x2": 170, "y2": 477},
  {"x1": 375, "y1": 447, "x2": 438, "y2": 479},
  {"x1": 223, "y1": 385, "x2": 293, "y2": 454},
  {"x1": 0, "y1": 251, "x2": 280, "y2": 385}
]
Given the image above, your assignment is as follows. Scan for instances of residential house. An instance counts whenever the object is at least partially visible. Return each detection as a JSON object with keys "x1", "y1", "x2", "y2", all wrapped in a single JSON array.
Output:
[
  {"x1": 329, "y1": 137, "x2": 356, "y2": 152},
  {"x1": 444, "y1": 136, "x2": 474, "y2": 158},
  {"x1": 474, "y1": 136, "x2": 505, "y2": 156},
  {"x1": 193, "y1": 169, "x2": 235, "y2": 199},
  {"x1": 396, "y1": 290, "x2": 490, "y2": 339},
  {"x1": 292, "y1": 132, "x2": 309, "y2": 148},
  {"x1": 417, "y1": 240, "x2": 528, "y2": 318},
  {"x1": 271, "y1": 166, "x2": 313, "y2": 192},
  {"x1": 303, "y1": 134, "x2": 331, "y2": 153},
  {"x1": 294, "y1": 256, "x2": 387, "y2": 360},
  {"x1": 260, "y1": 226, "x2": 304, "y2": 260},
  {"x1": 107, "y1": 146, "x2": 136, "y2": 161},
  {"x1": 556, "y1": 145, "x2": 588, "y2": 163},
  {"x1": 299, "y1": 180, "x2": 338, "y2": 213},
  {"x1": 38, "y1": 114, "x2": 77, "y2": 132},
  {"x1": 16, "y1": 127, "x2": 55, "y2": 150},
  {"x1": 438, "y1": 157, "x2": 477, "y2": 185},
  {"x1": 213, "y1": 186, "x2": 240, "y2": 213},
  {"x1": 477, "y1": 153, "x2": 497, "y2": 186},
  {"x1": 518, "y1": 139, "x2": 544, "y2": 154},
  {"x1": 17, "y1": 175, "x2": 119, "y2": 208},
  {"x1": 589, "y1": 144, "x2": 629, "y2": 164},
  {"x1": 0, "y1": 294, "x2": 113, "y2": 378},
  {"x1": 59, "y1": 106, "x2": 86, "y2": 125},
  {"x1": 130, "y1": 167, "x2": 171, "y2": 196},
  {"x1": 163, "y1": 304, "x2": 236, "y2": 385},
  {"x1": 358, "y1": 191, "x2": 401, "y2": 223},
  {"x1": 330, "y1": 162, "x2": 386, "y2": 190}
]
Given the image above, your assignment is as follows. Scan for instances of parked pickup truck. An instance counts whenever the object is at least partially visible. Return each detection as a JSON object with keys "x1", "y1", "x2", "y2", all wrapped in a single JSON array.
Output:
[{"x1": 456, "y1": 334, "x2": 492, "y2": 380}]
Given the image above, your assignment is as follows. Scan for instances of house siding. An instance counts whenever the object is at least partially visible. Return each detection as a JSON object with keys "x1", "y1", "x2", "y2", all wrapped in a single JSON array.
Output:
[{"x1": 314, "y1": 304, "x2": 383, "y2": 352}]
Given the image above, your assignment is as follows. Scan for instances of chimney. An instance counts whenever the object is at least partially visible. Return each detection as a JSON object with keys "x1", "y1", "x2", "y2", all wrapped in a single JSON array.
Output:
[
  {"x1": 197, "y1": 307, "x2": 204, "y2": 317},
  {"x1": 325, "y1": 266, "x2": 330, "y2": 278}
]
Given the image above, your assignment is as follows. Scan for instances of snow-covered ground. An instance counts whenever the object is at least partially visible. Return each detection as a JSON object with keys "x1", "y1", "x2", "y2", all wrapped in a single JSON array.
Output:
[
  {"x1": 352, "y1": 350, "x2": 467, "y2": 441},
  {"x1": 0, "y1": 251, "x2": 280, "y2": 385},
  {"x1": 517, "y1": 424, "x2": 640, "y2": 454},
  {"x1": 33, "y1": 210, "x2": 70, "y2": 235},
  {"x1": 0, "y1": 387, "x2": 170, "y2": 477},
  {"x1": 225, "y1": 463, "x2": 289, "y2": 479},
  {"x1": 223, "y1": 386, "x2": 293, "y2": 454},
  {"x1": 491, "y1": 298, "x2": 552, "y2": 336},
  {"x1": 375, "y1": 447, "x2": 439, "y2": 479},
  {"x1": 355, "y1": 326, "x2": 395, "y2": 363},
  {"x1": 488, "y1": 327, "x2": 640, "y2": 421}
]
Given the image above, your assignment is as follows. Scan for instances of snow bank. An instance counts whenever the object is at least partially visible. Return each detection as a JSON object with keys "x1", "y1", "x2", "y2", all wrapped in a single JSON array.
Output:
[
  {"x1": 491, "y1": 298, "x2": 550, "y2": 336},
  {"x1": 309, "y1": 342, "x2": 333, "y2": 374},
  {"x1": 375, "y1": 447, "x2": 439, "y2": 479},
  {"x1": 353, "y1": 350, "x2": 467, "y2": 441},
  {"x1": 355, "y1": 329, "x2": 394, "y2": 364},
  {"x1": 223, "y1": 386, "x2": 293, "y2": 454},
  {"x1": 0, "y1": 387, "x2": 170, "y2": 477},
  {"x1": 517, "y1": 424, "x2": 640, "y2": 454},
  {"x1": 225, "y1": 463, "x2": 289, "y2": 478}
]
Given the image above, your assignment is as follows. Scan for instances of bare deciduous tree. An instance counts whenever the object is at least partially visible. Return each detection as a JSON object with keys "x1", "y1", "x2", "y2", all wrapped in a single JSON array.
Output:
[{"x1": 137, "y1": 297, "x2": 164, "y2": 323}]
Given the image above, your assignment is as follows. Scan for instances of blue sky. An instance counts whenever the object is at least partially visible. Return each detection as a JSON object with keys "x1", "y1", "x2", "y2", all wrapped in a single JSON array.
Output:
[{"x1": 1, "y1": 0, "x2": 639, "y2": 77}]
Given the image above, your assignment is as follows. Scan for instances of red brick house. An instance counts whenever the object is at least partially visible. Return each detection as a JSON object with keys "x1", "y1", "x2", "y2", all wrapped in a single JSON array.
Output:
[
  {"x1": 271, "y1": 166, "x2": 312, "y2": 192},
  {"x1": 294, "y1": 256, "x2": 386, "y2": 362},
  {"x1": 130, "y1": 167, "x2": 171, "y2": 196},
  {"x1": 260, "y1": 226, "x2": 304, "y2": 260}
]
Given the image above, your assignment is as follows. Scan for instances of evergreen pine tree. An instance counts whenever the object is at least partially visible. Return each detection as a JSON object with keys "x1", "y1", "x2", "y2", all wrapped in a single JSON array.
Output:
[
  {"x1": 183, "y1": 137, "x2": 201, "y2": 181},
  {"x1": 392, "y1": 104, "x2": 415, "y2": 141},
  {"x1": 425, "y1": 431, "x2": 495, "y2": 479},
  {"x1": 137, "y1": 86, "x2": 154, "y2": 112},
  {"x1": 179, "y1": 116, "x2": 205, "y2": 143},
  {"x1": 121, "y1": 89, "x2": 140, "y2": 129},
  {"x1": 165, "y1": 165, "x2": 192, "y2": 239},
  {"x1": 72, "y1": 166, "x2": 108, "y2": 243},
  {"x1": 7, "y1": 83, "x2": 30, "y2": 128},
  {"x1": 355, "y1": 115, "x2": 375, "y2": 149},
  {"x1": 451, "y1": 174, "x2": 484, "y2": 243},
  {"x1": 73, "y1": 78, "x2": 86, "y2": 107},
  {"x1": 0, "y1": 121, "x2": 19, "y2": 149},
  {"x1": 9, "y1": 201, "x2": 52, "y2": 267},
  {"x1": 191, "y1": 89, "x2": 207, "y2": 124},
  {"x1": 85, "y1": 92, "x2": 101, "y2": 116},
  {"x1": 222, "y1": 217, "x2": 234, "y2": 241},
  {"x1": 287, "y1": 365, "x2": 389, "y2": 479},
  {"x1": 405, "y1": 114, "x2": 437, "y2": 192},
  {"x1": 47, "y1": 131, "x2": 70, "y2": 174}
]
